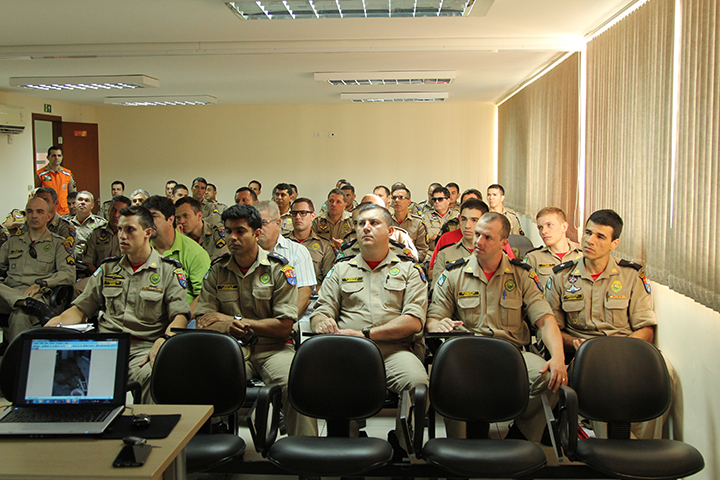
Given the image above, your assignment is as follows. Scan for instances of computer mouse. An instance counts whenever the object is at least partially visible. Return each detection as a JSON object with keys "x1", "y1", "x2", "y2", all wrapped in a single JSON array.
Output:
[{"x1": 132, "y1": 414, "x2": 151, "y2": 429}]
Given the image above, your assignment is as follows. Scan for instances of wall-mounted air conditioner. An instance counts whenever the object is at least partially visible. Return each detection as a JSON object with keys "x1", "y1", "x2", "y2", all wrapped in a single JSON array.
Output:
[{"x1": 0, "y1": 105, "x2": 26, "y2": 135}]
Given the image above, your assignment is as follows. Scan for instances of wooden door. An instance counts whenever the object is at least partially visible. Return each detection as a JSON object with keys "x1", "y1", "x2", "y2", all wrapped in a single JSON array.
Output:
[{"x1": 60, "y1": 122, "x2": 101, "y2": 213}]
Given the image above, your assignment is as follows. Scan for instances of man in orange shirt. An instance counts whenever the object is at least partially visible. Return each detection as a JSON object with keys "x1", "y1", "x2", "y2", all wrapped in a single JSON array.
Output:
[{"x1": 35, "y1": 146, "x2": 76, "y2": 215}]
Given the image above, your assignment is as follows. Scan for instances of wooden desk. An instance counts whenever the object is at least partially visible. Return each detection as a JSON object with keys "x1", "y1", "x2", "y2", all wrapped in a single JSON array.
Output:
[{"x1": 0, "y1": 404, "x2": 213, "y2": 480}]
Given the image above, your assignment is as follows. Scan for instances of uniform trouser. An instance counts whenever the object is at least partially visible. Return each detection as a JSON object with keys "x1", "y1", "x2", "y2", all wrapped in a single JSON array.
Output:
[
  {"x1": 0, "y1": 283, "x2": 48, "y2": 342},
  {"x1": 127, "y1": 339, "x2": 154, "y2": 404},
  {"x1": 586, "y1": 352, "x2": 676, "y2": 440},
  {"x1": 244, "y1": 343, "x2": 318, "y2": 437},
  {"x1": 379, "y1": 344, "x2": 430, "y2": 451},
  {"x1": 444, "y1": 351, "x2": 555, "y2": 442}
]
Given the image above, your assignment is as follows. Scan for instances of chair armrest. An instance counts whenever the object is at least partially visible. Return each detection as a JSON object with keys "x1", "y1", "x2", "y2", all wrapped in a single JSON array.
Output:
[
  {"x1": 558, "y1": 386, "x2": 578, "y2": 460},
  {"x1": 248, "y1": 383, "x2": 282, "y2": 456},
  {"x1": 49, "y1": 285, "x2": 73, "y2": 309},
  {"x1": 126, "y1": 380, "x2": 142, "y2": 404},
  {"x1": 399, "y1": 384, "x2": 427, "y2": 459}
]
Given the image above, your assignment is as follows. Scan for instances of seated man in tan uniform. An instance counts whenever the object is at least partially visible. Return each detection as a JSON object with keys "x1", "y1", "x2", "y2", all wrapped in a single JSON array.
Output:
[
  {"x1": 46, "y1": 206, "x2": 191, "y2": 403},
  {"x1": 433, "y1": 198, "x2": 487, "y2": 281},
  {"x1": 427, "y1": 212, "x2": 566, "y2": 441},
  {"x1": 285, "y1": 197, "x2": 335, "y2": 288},
  {"x1": 486, "y1": 184, "x2": 524, "y2": 236},
  {"x1": 523, "y1": 206, "x2": 583, "y2": 286},
  {"x1": 312, "y1": 188, "x2": 354, "y2": 251},
  {"x1": 312, "y1": 204, "x2": 428, "y2": 453},
  {"x1": 546, "y1": 209, "x2": 669, "y2": 439},
  {"x1": 195, "y1": 204, "x2": 317, "y2": 437},
  {"x1": 0, "y1": 197, "x2": 75, "y2": 341},
  {"x1": 175, "y1": 196, "x2": 228, "y2": 260}
]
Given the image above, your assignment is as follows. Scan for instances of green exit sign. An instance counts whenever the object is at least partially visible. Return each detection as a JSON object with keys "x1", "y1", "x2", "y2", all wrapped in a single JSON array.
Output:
[{"x1": 44, "y1": 104, "x2": 51, "y2": 113}]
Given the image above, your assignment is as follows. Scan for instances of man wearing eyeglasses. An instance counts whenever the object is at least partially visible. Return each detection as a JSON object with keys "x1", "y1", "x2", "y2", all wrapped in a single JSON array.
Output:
[
  {"x1": 423, "y1": 186, "x2": 459, "y2": 251},
  {"x1": 0, "y1": 197, "x2": 75, "y2": 341},
  {"x1": 286, "y1": 198, "x2": 335, "y2": 287},
  {"x1": 390, "y1": 187, "x2": 429, "y2": 263},
  {"x1": 257, "y1": 201, "x2": 316, "y2": 316}
]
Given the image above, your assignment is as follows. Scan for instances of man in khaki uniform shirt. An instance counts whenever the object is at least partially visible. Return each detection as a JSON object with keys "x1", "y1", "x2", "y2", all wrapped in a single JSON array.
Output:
[
  {"x1": 524, "y1": 207, "x2": 583, "y2": 286},
  {"x1": 272, "y1": 183, "x2": 295, "y2": 236},
  {"x1": 312, "y1": 189, "x2": 354, "y2": 250},
  {"x1": 424, "y1": 186, "x2": 460, "y2": 251},
  {"x1": 432, "y1": 199, "x2": 487, "y2": 281},
  {"x1": 34, "y1": 187, "x2": 77, "y2": 253},
  {"x1": 191, "y1": 177, "x2": 221, "y2": 226},
  {"x1": 546, "y1": 209, "x2": 665, "y2": 439},
  {"x1": 71, "y1": 191, "x2": 107, "y2": 263},
  {"x1": 46, "y1": 206, "x2": 191, "y2": 403},
  {"x1": 196, "y1": 204, "x2": 317, "y2": 437},
  {"x1": 390, "y1": 187, "x2": 429, "y2": 262},
  {"x1": 312, "y1": 204, "x2": 428, "y2": 451},
  {"x1": 0, "y1": 197, "x2": 75, "y2": 341},
  {"x1": 175, "y1": 196, "x2": 228, "y2": 260},
  {"x1": 486, "y1": 184, "x2": 524, "y2": 236},
  {"x1": 73, "y1": 195, "x2": 131, "y2": 298},
  {"x1": 286, "y1": 197, "x2": 335, "y2": 286},
  {"x1": 427, "y1": 212, "x2": 566, "y2": 441}
]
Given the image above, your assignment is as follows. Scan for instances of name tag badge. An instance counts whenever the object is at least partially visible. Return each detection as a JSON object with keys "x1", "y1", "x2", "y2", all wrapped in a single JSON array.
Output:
[
  {"x1": 341, "y1": 277, "x2": 363, "y2": 283},
  {"x1": 217, "y1": 284, "x2": 239, "y2": 291},
  {"x1": 562, "y1": 293, "x2": 584, "y2": 301},
  {"x1": 103, "y1": 280, "x2": 123, "y2": 288},
  {"x1": 458, "y1": 291, "x2": 480, "y2": 298}
]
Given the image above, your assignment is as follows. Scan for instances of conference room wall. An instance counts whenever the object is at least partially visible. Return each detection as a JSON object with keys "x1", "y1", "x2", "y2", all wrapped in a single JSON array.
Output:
[{"x1": 93, "y1": 102, "x2": 496, "y2": 206}]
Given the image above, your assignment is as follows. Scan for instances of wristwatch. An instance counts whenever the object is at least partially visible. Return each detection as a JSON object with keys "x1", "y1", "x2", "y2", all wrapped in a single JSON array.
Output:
[
  {"x1": 234, "y1": 315, "x2": 243, "y2": 322},
  {"x1": 362, "y1": 327, "x2": 371, "y2": 339}
]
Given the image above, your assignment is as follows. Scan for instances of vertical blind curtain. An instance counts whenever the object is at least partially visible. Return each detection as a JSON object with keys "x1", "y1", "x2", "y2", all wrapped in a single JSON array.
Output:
[
  {"x1": 668, "y1": 0, "x2": 720, "y2": 311},
  {"x1": 584, "y1": 0, "x2": 675, "y2": 282},
  {"x1": 498, "y1": 53, "x2": 580, "y2": 240}
]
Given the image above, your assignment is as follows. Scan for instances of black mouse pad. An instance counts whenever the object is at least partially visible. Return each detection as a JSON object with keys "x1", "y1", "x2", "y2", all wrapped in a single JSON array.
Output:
[{"x1": 100, "y1": 414, "x2": 181, "y2": 439}]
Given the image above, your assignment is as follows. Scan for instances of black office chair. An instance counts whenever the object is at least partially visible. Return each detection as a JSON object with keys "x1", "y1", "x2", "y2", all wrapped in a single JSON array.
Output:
[
  {"x1": 419, "y1": 336, "x2": 547, "y2": 478},
  {"x1": 266, "y1": 335, "x2": 394, "y2": 477},
  {"x1": 558, "y1": 337, "x2": 704, "y2": 480},
  {"x1": 508, "y1": 234, "x2": 534, "y2": 259},
  {"x1": 151, "y1": 331, "x2": 248, "y2": 473}
]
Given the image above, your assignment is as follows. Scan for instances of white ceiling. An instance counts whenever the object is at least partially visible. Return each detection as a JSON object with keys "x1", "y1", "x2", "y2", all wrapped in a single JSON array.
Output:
[{"x1": 0, "y1": 0, "x2": 633, "y2": 106}]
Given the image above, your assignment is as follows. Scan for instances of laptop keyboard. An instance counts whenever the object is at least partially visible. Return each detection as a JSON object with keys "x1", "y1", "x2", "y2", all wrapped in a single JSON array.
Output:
[{"x1": 0, "y1": 408, "x2": 113, "y2": 424}]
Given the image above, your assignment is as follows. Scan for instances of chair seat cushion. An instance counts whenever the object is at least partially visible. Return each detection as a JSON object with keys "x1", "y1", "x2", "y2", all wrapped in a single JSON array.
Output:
[
  {"x1": 576, "y1": 439, "x2": 705, "y2": 480},
  {"x1": 186, "y1": 434, "x2": 246, "y2": 472},
  {"x1": 268, "y1": 436, "x2": 393, "y2": 476},
  {"x1": 423, "y1": 438, "x2": 547, "y2": 477}
]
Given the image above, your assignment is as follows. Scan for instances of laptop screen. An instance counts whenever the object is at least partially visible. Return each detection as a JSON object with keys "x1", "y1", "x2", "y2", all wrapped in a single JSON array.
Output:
[{"x1": 15, "y1": 334, "x2": 130, "y2": 408}]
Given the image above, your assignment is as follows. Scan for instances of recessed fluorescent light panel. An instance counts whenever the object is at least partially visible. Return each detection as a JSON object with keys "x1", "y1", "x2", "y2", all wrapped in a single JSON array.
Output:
[
  {"x1": 315, "y1": 71, "x2": 456, "y2": 86},
  {"x1": 104, "y1": 95, "x2": 217, "y2": 106},
  {"x1": 10, "y1": 75, "x2": 159, "y2": 91},
  {"x1": 225, "y1": 0, "x2": 476, "y2": 19},
  {"x1": 341, "y1": 92, "x2": 448, "y2": 102}
]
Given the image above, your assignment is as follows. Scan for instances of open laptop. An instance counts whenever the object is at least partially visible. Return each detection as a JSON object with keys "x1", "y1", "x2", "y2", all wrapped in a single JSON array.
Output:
[{"x1": 0, "y1": 332, "x2": 130, "y2": 435}]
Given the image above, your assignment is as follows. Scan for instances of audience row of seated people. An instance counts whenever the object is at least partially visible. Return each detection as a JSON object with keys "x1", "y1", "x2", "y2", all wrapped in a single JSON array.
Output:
[{"x1": 0, "y1": 166, "x2": 668, "y2": 451}]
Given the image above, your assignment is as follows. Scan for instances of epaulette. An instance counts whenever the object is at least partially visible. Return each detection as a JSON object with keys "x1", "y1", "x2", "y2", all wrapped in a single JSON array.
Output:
[
  {"x1": 268, "y1": 252, "x2": 289, "y2": 265},
  {"x1": 552, "y1": 260, "x2": 576, "y2": 274},
  {"x1": 161, "y1": 256, "x2": 183, "y2": 268},
  {"x1": 389, "y1": 238, "x2": 406, "y2": 249},
  {"x1": 211, "y1": 253, "x2": 231, "y2": 265},
  {"x1": 100, "y1": 255, "x2": 122, "y2": 265},
  {"x1": 524, "y1": 245, "x2": 544, "y2": 255},
  {"x1": 396, "y1": 254, "x2": 415, "y2": 262},
  {"x1": 342, "y1": 230, "x2": 356, "y2": 240},
  {"x1": 618, "y1": 259, "x2": 642, "y2": 271},
  {"x1": 511, "y1": 258, "x2": 531, "y2": 271},
  {"x1": 445, "y1": 257, "x2": 469, "y2": 270},
  {"x1": 340, "y1": 238, "x2": 358, "y2": 251},
  {"x1": 437, "y1": 242, "x2": 456, "y2": 253},
  {"x1": 284, "y1": 235, "x2": 301, "y2": 244},
  {"x1": 334, "y1": 254, "x2": 356, "y2": 263}
]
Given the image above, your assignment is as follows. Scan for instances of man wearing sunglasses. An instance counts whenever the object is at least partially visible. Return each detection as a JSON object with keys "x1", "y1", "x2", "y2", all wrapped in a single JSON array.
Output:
[
  {"x1": 423, "y1": 186, "x2": 459, "y2": 252},
  {"x1": 0, "y1": 197, "x2": 75, "y2": 341}
]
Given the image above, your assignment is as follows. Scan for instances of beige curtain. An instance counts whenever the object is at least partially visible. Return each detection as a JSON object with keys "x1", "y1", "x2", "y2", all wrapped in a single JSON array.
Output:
[
  {"x1": 584, "y1": 0, "x2": 675, "y2": 282},
  {"x1": 667, "y1": 0, "x2": 720, "y2": 311},
  {"x1": 498, "y1": 53, "x2": 580, "y2": 240}
]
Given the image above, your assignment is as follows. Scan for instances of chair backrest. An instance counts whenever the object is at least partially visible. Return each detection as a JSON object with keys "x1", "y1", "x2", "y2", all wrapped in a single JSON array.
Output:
[
  {"x1": 508, "y1": 235, "x2": 534, "y2": 259},
  {"x1": 287, "y1": 335, "x2": 386, "y2": 421},
  {"x1": 0, "y1": 327, "x2": 76, "y2": 402},
  {"x1": 430, "y1": 336, "x2": 528, "y2": 423},
  {"x1": 570, "y1": 337, "x2": 670, "y2": 423},
  {"x1": 151, "y1": 331, "x2": 246, "y2": 417}
]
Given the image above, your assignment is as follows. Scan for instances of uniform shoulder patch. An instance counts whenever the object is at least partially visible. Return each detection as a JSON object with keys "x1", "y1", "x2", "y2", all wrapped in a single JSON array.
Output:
[
  {"x1": 280, "y1": 264, "x2": 297, "y2": 285},
  {"x1": 552, "y1": 260, "x2": 576, "y2": 274},
  {"x1": 618, "y1": 259, "x2": 643, "y2": 271},
  {"x1": 161, "y1": 256, "x2": 183, "y2": 269},
  {"x1": 414, "y1": 264, "x2": 427, "y2": 283},
  {"x1": 100, "y1": 255, "x2": 122, "y2": 265},
  {"x1": 340, "y1": 238, "x2": 358, "y2": 251},
  {"x1": 445, "y1": 257, "x2": 469, "y2": 270},
  {"x1": 510, "y1": 258, "x2": 531, "y2": 271},
  {"x1": 268, "y1": 252, "x2": 289, "y2": 265},
  {"x1": 335, "y1": 254, "x2": 356, "y2": 264},
  {"x1": 211, "y1": 253, "x2": 231, "y2": 266}
]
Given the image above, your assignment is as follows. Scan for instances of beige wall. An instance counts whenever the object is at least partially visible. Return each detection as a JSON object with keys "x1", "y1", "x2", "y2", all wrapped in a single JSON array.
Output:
[
  {"x1": 0, "y1": 92, "x2": 96, "y2": 209},
  {"x1": 94, "y1": 102, "x2": 495, "y2": 206}
]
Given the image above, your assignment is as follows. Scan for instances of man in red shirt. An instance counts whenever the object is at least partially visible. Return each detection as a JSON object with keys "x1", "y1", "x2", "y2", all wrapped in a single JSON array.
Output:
[{"x1": 35, "y1": 146, "x2": 76, "y2": 216}]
